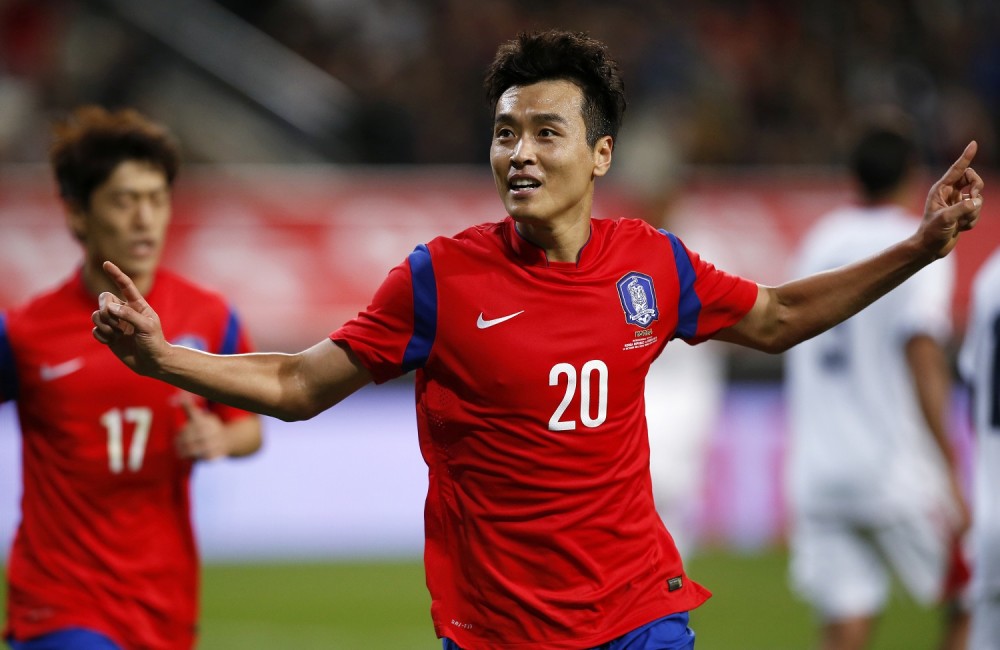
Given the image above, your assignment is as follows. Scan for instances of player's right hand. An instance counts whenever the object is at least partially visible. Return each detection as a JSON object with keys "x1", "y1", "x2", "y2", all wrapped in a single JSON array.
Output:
[{"x1": 91, "y1": 260, "x2": 167, "y2": 376}]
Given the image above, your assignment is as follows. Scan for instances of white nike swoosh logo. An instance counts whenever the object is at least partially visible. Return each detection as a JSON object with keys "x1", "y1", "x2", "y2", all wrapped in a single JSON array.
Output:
[
  {"x1": 39, "y1": 357, "x2": 85, "y2": 382},
  {"x1": 476, "y1": 310, "x2": 524, "y2": 329}
]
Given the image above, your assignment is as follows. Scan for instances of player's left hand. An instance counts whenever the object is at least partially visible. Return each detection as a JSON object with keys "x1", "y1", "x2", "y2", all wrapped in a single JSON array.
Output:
[
  {"x1": 92, "y1": 260, "x2": 168, "y2": 376},
  {"x1": 920, "y1": 140, "x2": 985, "y2": 258},
  {"x1": 174, "y1": 393, "x2": 229, "y2": 461}
]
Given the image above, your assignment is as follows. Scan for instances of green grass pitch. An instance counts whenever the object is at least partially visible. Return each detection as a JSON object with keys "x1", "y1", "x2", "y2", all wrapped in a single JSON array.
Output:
[{"x1": 2, "y1": 547, "x2": 948, "y2": 648}]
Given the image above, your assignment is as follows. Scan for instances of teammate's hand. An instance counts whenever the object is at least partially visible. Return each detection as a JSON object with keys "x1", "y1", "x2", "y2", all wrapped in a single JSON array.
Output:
[
  {"x1": 91, "y1": 260, "x2": 168, "y2": 376},
  {"x1": 174, "y1": 393, "x2": 230, "y2": 461},
  {"x1": 920, "y1": 141, "x2": 984, "y2": 258}
]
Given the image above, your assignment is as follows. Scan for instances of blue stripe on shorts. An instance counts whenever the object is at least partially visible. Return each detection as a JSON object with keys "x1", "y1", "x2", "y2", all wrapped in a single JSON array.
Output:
[
  {"x1": 8, "y1": 628, "x2": 123, "y2": 650},
  {"x1": 442, "y1": 612, "x2": 695, "y2": 650}
]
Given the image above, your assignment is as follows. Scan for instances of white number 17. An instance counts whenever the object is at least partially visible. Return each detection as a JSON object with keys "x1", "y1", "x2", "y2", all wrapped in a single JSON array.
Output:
[{"x1": 101, "y1": 407, "x2": 153, "y2": 473}]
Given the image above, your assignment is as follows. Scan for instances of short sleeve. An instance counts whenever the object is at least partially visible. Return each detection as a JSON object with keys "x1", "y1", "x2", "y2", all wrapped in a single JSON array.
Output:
[
  {"x1": 959, "y1": 252, "x2": 1000, "y2": 383},
  {"x1": 210, "y1": 308, "x2": 258, "y2": 423},
  {"x1": 217, "y1": 309, "x2": 254, "y2": 356},
  {"x1": 666, "y1": 233, "x2": 758, "y2": 344},
  {"x1": 958, "y1": 306, "x2": 980, "y2": 384},
  {"x1": 331, "y1": 250, "x2": 425, "y2": 384},
  {"x1": 896, "y1": 254, "x2": 954, "y2": 344},
  {"x1": 0, "y1": 313, "x2": 15, "y2": 402}
]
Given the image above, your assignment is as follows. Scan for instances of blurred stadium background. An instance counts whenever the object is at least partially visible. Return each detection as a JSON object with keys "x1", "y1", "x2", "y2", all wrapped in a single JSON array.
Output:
[{"x1": 1, "y1": 1, "x2": 999, "y2": 648}]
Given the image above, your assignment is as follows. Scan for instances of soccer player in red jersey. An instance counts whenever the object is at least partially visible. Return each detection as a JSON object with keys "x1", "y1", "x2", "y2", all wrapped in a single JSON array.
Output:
[
  {"x1": 91, "y1": 31, "x2": 983, "y2": 650},
  {"x1": 1, "y1": 106, "x2": 262, "y2": 650}
]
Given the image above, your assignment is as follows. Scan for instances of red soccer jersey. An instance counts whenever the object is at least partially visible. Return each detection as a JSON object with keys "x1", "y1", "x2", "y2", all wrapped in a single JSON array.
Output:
[
  {"x1": 332, "y1": 217, "x2": 758, "y2": 649},
  {"x1": 1, "y1": 269, "x2": 254, "y2": 650}
]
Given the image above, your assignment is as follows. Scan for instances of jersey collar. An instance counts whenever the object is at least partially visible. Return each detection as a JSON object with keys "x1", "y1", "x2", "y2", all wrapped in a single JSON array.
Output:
[{"x1": 503, "y1": 216, "x2": 601, "y2": 270}]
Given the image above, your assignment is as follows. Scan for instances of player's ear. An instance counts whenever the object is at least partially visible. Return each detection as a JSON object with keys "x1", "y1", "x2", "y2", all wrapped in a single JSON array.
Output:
[
  {"x1": 63, "y1": 199, "x2": 87, "y2": 243},
  {"x1": 593, "y1": 135, "x2": 613, "y2": 178}
]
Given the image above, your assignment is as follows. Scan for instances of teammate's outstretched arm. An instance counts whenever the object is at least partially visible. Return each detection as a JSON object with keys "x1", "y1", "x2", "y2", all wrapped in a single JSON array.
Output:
[
  {"x1": 718, "y1": 141, "x2": 985, "y2": 353},
  {"x1": 92, "y1": 261, "x2": 372, "y2": 421}
]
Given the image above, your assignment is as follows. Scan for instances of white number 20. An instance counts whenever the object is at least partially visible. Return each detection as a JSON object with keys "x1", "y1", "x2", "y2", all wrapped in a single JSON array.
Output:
[
  {"x1": 548, "y1": 360, "x2": 608, "y2": 431},
  {"x1": 101, "y1": 407, "x2": 153, "y2": 473}
]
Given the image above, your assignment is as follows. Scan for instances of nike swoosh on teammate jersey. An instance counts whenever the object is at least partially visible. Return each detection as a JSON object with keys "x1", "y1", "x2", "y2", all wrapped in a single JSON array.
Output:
[
  {"x1": 476, "y1": 310, "x2": 524, "y2": 329},
  {"x1": 39, "y1": 357, "x2": 85, "y2": 381}
]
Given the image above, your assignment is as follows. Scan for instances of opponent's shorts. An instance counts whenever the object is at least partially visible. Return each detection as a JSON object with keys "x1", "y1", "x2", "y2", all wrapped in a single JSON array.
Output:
[{"x1": 789, "y1": 510, "x2": 955, "y2": 619}]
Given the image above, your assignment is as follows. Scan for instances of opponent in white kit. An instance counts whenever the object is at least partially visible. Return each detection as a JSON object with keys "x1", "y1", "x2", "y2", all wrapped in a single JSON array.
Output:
[
  {"x1": 960, "y1": 246, "x2": 1000, "y2": 650},
  {"x1": 784, "y1": 121, "x2": 970, "y2": 650}
]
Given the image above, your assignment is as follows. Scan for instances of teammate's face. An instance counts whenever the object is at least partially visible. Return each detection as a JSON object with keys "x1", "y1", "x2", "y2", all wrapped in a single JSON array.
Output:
[
  {"x1": 490, "y1": 79, "x2": 612, "y2": 230},
  {"x1": 69, "y1": 160, "x2": 171, "y2": 291}
]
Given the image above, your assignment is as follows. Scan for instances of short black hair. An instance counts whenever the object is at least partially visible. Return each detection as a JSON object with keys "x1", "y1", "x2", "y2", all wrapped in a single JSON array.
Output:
[
  {"x1": 849, "y1": 124, "x2": 917, "y2": 202},
  {"x1": 483, "y1": 30, "x2": 627, "y2": 147},
  {"x1": 50, "y1": 105, "x2": 180, "y2": 209}
]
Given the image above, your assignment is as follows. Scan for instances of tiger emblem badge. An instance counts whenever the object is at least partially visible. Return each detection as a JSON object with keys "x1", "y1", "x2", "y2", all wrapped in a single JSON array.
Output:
[{"x1": 616, "y1": 272, "x2": 659, "y2": 328}]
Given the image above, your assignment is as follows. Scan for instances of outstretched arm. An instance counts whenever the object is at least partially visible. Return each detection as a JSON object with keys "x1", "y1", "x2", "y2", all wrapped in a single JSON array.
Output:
[
  {"x1": 718, "y1": 141, "x2": 984, "y2": 353},
  {"x1": 92, "y1": 261, "x2": 372, "y2": 421}
]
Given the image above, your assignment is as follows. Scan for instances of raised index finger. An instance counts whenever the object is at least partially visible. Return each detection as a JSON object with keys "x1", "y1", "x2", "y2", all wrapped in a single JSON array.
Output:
[
  {"x1": 938, "y1": 141, "x2": 979, "y2": 188},
  {"x1": 102, "y1": 260, "x2": 149, "y2": 307}
]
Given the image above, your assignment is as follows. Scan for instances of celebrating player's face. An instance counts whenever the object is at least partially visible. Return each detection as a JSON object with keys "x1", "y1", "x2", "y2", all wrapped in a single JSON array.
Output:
[
  {"x1": 70, "y1": 159, "x2": 171, "y2": 290},
  {"x1": 490, "y1": 79, "x2": 611, "y2": 230}
]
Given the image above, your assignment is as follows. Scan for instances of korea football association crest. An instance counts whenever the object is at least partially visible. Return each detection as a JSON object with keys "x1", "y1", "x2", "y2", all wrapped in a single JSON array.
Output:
[{"x1": 616, "y1": 272, "x2": 659, "y2": 328}]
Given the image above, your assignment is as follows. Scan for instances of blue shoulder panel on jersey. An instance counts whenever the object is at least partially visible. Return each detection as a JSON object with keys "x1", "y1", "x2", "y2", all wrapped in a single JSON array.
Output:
[
  {"x1": 661, "y1": 230, "x2": 702, "y2": 339},
  {"x1": 219, "y1": 310, "x2": 241, "y2": 355},
  {"x1": 402, "y1": 244, "x2": 437, "y2": 372},
  {"x1": 0, "y1": 314, "x2": 17, "y2": 401}
]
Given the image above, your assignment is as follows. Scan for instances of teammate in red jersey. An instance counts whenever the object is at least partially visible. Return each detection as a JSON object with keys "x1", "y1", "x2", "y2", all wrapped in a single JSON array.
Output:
[
  {"x1": 1, "y1": 106, "x2": 262, "y2": 650},
  {"x1": 91, "y1": 31, "x2": 982, "y2": 650}
]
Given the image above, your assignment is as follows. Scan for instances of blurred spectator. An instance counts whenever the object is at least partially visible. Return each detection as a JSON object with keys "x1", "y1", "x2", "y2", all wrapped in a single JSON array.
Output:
[
  {"x1": 0, "y1": 0, "x2": 64, "y2": 161},
  {"x1": 0, "y1": 0, "x2": 996, "y2": 167}
]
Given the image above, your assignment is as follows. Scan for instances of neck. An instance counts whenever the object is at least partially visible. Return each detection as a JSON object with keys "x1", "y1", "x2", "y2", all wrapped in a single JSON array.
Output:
[
  {"x1": 515, "y1": 217, "x2": 591, "y2": 263},
  {"x1": 862, "y1": 178, "x2": 916, "y2": 211}
]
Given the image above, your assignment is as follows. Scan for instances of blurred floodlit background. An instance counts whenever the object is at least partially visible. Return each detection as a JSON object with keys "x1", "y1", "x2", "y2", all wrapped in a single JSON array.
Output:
[
  {"x1": 1, "y1": 1, "x2": 999, "y2": 647},
  {"x1": 1, "y1": 0, "x2": 998, "y2": 167}
]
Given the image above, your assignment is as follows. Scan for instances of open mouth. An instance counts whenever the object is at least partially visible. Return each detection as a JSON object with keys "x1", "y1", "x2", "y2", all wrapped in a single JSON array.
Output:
[
  {"x1": 509, "y1": 178, "x2": 541, "y2": 192},
  {"x1": 129, "y1": 240, "x2": 157, "y2": 256}
]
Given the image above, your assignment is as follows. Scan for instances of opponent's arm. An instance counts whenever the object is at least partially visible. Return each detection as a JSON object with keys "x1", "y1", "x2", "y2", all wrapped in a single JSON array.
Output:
[
  {"x1": 907, "y1": 335, "x2": 970, "y2": 534},
  {"x1": 92, "y1": 261, "x2": 371, "y2": 422},
  {"x1": 716, "y1": 141, "x2": 984, "y2": 353}
]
